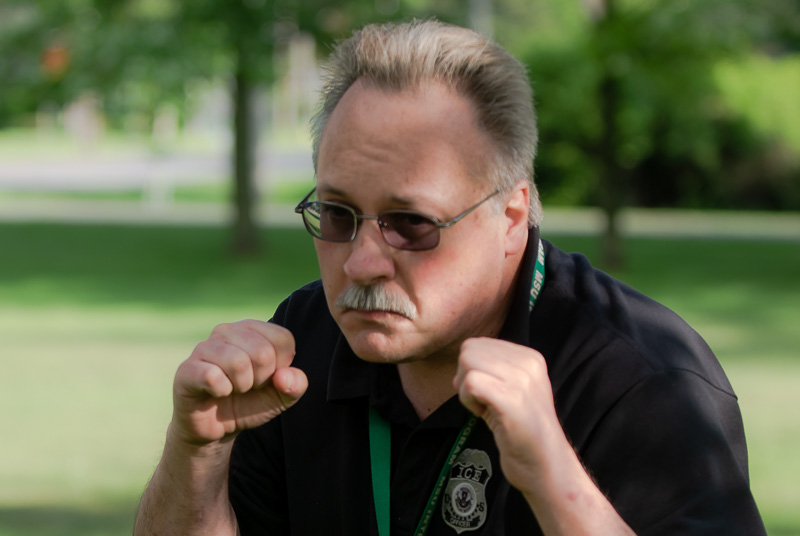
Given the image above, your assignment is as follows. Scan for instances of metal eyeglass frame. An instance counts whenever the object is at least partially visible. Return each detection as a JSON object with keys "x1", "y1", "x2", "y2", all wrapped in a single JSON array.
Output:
[{"x1": 294, "y1": 187, "x2": 501, "y2": 251}]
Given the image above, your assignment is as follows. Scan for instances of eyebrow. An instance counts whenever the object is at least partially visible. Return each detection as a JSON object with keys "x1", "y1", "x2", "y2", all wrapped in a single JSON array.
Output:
[
  {"x1": 315, "y1": 184, "x2": 345, "y2": 197},
  {"x1": 316, "y1": 184, "x2": 420, "y2": 208}
]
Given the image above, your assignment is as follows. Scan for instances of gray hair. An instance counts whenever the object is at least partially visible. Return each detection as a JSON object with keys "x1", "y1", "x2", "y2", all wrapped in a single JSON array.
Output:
[{"x1": 310, "y1": 19, "x2": 542, "y2": 227}]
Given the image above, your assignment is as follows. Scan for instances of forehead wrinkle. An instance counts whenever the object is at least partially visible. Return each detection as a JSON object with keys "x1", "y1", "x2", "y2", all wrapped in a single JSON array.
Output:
[{"x1": 320, "y1": 139, "x2": 407, "y2": 190}]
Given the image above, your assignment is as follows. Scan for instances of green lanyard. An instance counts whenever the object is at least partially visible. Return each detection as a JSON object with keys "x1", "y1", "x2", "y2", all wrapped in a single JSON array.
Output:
[
  {"x1": 369, "y1": 239, "x2": 545, "y2": 536},
  {"x1": 369, "y1": 407, "x2": 478, "y2": 536}
]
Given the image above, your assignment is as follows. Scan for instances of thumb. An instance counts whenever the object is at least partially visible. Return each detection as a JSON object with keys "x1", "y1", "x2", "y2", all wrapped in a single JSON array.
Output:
[{"x1": 273, "y1": 367, "x2": 308, "y2": 411}]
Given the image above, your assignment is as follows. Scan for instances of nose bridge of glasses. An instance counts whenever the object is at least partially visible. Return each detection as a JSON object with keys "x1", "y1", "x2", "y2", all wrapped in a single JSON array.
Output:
[
  {"x1": 349, "y1": 213, "x2": 395, "y2": 255},
  {"x1": 356, "y1": 213, "x2": 387, "y2": 228}
]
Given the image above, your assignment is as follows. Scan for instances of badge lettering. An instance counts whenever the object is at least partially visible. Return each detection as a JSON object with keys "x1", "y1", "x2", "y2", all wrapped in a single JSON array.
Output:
[{"x1": 442, "y1": 449, "x2": 492, "y2": 533}]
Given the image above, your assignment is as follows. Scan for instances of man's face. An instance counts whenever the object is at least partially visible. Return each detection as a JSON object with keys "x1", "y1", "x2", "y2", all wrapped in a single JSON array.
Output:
[{"x1": 314, "y1": 80, "x2": 525, "y2": 365}]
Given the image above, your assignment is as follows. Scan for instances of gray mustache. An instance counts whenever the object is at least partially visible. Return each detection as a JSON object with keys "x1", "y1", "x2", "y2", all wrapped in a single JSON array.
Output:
[{"x1": 335, "y1": 285, "x2": 418, "y2": 320}]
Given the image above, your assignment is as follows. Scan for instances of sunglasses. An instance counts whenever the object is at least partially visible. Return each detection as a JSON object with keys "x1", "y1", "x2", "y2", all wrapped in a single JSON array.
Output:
[{"x1": 294, "y1": 187, "x2": 501, "y2": 251}]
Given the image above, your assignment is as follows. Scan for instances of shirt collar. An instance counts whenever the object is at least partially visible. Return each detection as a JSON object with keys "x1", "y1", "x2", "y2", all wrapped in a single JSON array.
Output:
[{"x1": 497, "y1": 225, "x2": 539, "y2": 348}]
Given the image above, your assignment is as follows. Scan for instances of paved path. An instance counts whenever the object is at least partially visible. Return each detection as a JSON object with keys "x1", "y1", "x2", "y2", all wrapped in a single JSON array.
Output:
[
  {"x1": 0, "y1": 151, "x2": 313, "y2": 191},
  {"x1": 1, "y1": 197, "x2": 799, "y2": 241},
  {"x1": 542, "y1": 206, "x2": 800, "y2": 241},
  {"x1": 2, "y1": 149, "x2": 798, "y2": 240}
]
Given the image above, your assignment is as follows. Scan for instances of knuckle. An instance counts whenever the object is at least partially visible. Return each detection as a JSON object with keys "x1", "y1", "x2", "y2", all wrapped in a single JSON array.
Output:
[
  {"x1": 174, "y1": 360, "x2": 197, "y2": 389},
  {"x1": 529, "y1": 352, "x2": 548, "y2": 374},
  {"x1": 198, "y1": 339, "x2": 230, "y2": 362},
  {"x1": 462, "y1": 369, "x2": 481, "y2": 391},
  {"x1": 201, "y1": 365, "x2": 230, "y2": 394},
  {"x1": 238, "y1": 318, "x2": 262, "y2": 328},
  {"x1": 201, "y1": 365, "x2": 221, "y2": 385},
  {"x1": 266, "y1": 323, "x2": 295, "y2": 350},
  {"x1": 252, "y1": 343, "x2": 277, "y2": 368},
  {"x1": 190, "y1": 338, "x2": 217, "y2": 358},
  {"x1": 210, "y1": 322, "x2": 237, "y2": 339},
  {"x1": 228, "y1": 351, "x2": 252, "y2": 374}
]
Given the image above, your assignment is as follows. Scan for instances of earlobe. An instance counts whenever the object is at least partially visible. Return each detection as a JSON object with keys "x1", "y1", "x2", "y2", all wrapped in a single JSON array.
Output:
[{"x1": 504, "y1": 184, "x2": 530, "y2": 256}]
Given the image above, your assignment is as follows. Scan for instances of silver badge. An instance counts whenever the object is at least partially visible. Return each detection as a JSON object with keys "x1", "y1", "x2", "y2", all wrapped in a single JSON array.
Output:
[{"x1": 442, "y1": 448, "x2": 492, "y2": 533}]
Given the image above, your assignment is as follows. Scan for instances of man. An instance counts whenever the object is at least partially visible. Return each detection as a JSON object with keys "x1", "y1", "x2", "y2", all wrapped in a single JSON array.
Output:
[{"x1": 134, "y1": 20, "x2": 766, "y2": 535}]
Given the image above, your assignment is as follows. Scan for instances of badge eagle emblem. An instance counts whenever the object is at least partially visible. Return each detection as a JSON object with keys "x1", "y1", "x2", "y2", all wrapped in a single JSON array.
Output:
[{"x1": 442, "y1": 448, "x2": 492, "y2": 533}]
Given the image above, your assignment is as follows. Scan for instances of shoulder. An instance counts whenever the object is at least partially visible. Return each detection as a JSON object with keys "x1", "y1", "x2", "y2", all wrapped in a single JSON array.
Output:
[
  {"x1": 535, "y1": 241, "x2": 739, "y2": 440},
  {"x1": 537, "y1": 241, "x2": 731, "y2": 390},
  {"x1": 536, "y1": 243, "x2": 763, "y2": 533}
]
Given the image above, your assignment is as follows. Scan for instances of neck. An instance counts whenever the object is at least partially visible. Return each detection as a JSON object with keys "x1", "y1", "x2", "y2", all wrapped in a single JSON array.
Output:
[
  {"x1": 395, "y1": 236, "x2": 530, "y2": 421},
  {"x1": 396, "y1": 356, "x2": 458, "y2": 421},
  {"x1": 396, "y1": 264, "x2": 521, "y2": 421}
]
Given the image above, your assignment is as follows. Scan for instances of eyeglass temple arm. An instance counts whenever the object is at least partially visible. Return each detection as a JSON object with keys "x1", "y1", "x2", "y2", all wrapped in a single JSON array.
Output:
[
  {"x1": 294, "y1": 187, "x2": 317, "y2": 213},
  {"x1": 436, "y1": 189, "x2": 501, "y2": 229}
]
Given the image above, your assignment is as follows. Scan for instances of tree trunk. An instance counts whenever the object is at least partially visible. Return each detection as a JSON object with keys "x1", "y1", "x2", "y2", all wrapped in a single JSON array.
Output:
[
  {"x1": 231, "y1": 45, "x2": 259, "y2": 255},
  {"x1": 593, "y1": 0, "x2": 626, "y2": 270},
  {"x1": 597, "y1": 71, "x2": 625, "y2": 270}
]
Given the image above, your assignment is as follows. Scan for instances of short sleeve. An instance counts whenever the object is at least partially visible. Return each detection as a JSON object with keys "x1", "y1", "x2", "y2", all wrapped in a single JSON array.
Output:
[{"x1": 582, "y1": 369, "x2": 766, "y2": 535}]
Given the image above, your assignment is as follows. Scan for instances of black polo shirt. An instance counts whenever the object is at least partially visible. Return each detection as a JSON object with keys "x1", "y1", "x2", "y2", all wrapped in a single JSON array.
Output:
[{"x1": 229, "y1": 230, "x2": 766, "y2": 535}]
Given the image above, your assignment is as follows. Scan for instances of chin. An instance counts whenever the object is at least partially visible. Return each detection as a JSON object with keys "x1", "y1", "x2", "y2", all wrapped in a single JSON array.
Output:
[
  {"x1": 343, "y1": 327, "x2": 462, "y2": 367},
  {"x1": 343, "y1": 329, "x2": 425, "y2": 364}
]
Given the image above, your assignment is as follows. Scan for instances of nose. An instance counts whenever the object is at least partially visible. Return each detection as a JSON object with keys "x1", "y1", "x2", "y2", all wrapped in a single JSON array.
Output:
[{"x1": 342, "y1": 219, "x2": 396, "y2": 285}]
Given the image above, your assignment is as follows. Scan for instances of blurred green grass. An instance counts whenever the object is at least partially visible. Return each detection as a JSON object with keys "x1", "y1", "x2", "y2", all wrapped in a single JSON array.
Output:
[{"x1": 0, "y1": 223, "x2": 797, "y2": 535}]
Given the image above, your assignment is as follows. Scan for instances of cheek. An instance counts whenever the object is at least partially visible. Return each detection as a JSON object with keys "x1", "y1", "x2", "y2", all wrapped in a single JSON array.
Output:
[
  {"x1": 315, "y1": 242, "x2": 345, "y2": 299},
  {"x1": 315, "y1": 242, "x2": 343, "y2": 274},
  {"x1": 409, "y1": 251, "x2": 492, "y2": 311},
  {"x1": 414, "y1": 231, "x2": 506, "y2": 308}
]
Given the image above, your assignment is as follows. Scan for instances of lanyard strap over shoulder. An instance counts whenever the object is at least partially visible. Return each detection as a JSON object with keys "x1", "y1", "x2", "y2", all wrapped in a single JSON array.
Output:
[{"x1": 530, "y1": 239, "x2": 545, "y2": 312}]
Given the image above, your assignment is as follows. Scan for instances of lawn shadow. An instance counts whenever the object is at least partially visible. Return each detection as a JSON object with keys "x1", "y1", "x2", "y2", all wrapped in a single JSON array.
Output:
[
  {"x1": 0, "y1": 223, "x2": 321, "y2": 310},
  {"x1": 1, "y1": 503, "x2": 796, "y2": 536},
  {"x1": 766, "y1": 525, "x2": 800, "y2": 536},
  {"x1": 0, "y1": 502, "x2": 137, "y2": 536}
]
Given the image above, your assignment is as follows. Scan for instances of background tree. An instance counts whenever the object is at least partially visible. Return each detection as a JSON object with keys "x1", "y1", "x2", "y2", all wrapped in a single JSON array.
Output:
[
  {"x1": 519, "y1": 0, "x2": 796, "y2": 268},
  {"x1": 2, "y1": 0, "x2": 386, "y2": 254},
  {"x1": 78, "y1": 0, "x2": 467, "y2": 255},
  {"x1": 0, "y1": 1, "x2": 89, "y2": 125},
  {"x1": 2, "y1": 0, "x2": 797, "y2": 262}
]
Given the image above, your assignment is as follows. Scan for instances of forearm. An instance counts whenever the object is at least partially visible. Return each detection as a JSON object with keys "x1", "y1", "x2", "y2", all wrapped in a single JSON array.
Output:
[
  {"x1": 456, "y1": 340, "x2": 635, "y2": 534},
  {"x1": 134, "y1": 426, "x2": 238, "y2": 536},
  {"x1": 521, "y1": 441, "x2": 634, "y2": 536}
]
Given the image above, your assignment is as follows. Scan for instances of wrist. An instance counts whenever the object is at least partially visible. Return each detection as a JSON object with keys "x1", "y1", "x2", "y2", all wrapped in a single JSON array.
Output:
[
  {"x1": 165, "y1": 422, "x2": 236, "y2": 463},
  {"x1": 136, "y1": 425, "x2": 239, "y2": 536}
]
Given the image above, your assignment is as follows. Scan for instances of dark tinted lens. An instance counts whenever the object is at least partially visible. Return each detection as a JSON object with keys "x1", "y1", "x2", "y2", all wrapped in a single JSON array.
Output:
[
  {"x1": 311, "y1": 202, "x2": 356, "y2": 241},
  {"x1": 380, "y1": 210, "x2": 439, "y2": 250}
]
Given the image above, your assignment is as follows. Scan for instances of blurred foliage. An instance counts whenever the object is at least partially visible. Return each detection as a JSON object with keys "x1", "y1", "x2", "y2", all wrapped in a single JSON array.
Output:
[
  {"x1": 0, "y1": 0, "x2": 464, "y2": 129},
  {"x1": 1, "y1": 0, "x2": 799, "y2": 213},
  {"x1": 0, "y1": 0, "x2": 476, "y2": 253},
  {"x1": 519, "y1": 0, "x2": 800, "y2": 211}
]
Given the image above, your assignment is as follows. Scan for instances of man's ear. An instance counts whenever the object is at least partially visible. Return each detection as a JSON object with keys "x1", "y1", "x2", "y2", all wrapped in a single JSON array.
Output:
[{"x1": 503, "y1": 182, "x2": 530, "y2": 257}]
